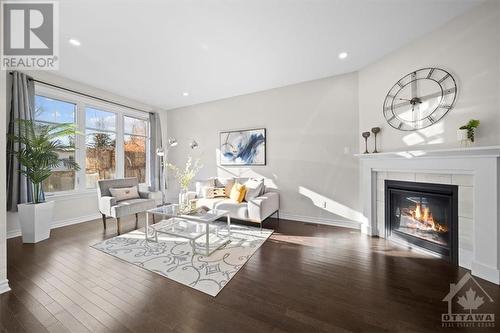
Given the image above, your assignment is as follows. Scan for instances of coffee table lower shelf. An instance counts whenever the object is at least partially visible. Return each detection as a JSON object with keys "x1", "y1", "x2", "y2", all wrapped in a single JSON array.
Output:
[{"x1": 147, "y1": 217, "x2": 231, "y2": 256}]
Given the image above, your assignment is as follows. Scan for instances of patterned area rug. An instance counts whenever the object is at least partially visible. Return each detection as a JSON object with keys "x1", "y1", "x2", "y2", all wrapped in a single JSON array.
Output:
[{"x1": 91, "y1": 223, "x2": 273, "y2": 296}]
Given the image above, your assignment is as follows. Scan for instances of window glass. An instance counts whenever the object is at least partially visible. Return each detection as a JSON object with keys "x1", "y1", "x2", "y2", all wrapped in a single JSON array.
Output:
[
  {"x1": 124, "y1": 116, "x2": 148, "y2": 183},
  {"x1": 85, "y1": 107, "x2": 116, "y2": 131},
  {"x1": 34, "y1": 95, "x2": 77, "y2": 193},
  {"x1": 124, "y1": 116, "x2": 147, "y2": 136},
  {"x1": 124, "y1": 134, "x2": 147, "y2": 183},
  {"x1": 85, "y1": 107, "x2": 117, "y2": 188}
]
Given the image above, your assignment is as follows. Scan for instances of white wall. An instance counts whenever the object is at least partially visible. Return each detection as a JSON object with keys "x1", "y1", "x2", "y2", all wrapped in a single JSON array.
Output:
[
  {"x1": 167, "y1": 73, "x2": 363, "y2": 227},
  {"x1": 358, "y1": 0, "x2": 500, "y2": 152},
  {"x1": 6, "y1": 71, "x2": 160, "y2": 238}
]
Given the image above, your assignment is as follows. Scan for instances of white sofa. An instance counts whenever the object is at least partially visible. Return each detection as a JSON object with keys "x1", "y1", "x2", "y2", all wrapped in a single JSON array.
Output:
[{"x1": 193, "y1": 177, "x2": 279, "y2": 227}]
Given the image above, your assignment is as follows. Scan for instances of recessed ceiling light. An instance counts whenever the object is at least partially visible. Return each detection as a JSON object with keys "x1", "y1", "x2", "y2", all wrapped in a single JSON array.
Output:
[
  {"x1": 182, "y1": 92, "x2": 189, "y2": 96},
  {"x1": 69, "y1": 38, "x2": 81, "y2": 46},
  {"x1": 338, "y1": 52, "x2": 348, "y2": 59}
]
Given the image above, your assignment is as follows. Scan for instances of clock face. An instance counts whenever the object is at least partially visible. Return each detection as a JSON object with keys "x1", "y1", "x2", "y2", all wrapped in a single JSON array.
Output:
[{"x1": 383, "y1": 68, "x2": 457, "y2": 131}]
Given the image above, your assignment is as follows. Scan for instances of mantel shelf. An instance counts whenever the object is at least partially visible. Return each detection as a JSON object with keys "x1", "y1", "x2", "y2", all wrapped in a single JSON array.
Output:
[{"x1": 354, "y1": 145, "x2": 500, "y2": 159}]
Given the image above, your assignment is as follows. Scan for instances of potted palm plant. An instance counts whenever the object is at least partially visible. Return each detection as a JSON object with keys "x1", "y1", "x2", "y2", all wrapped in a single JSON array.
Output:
[{"x1": 10, "y1": 119, "x2": 80, "y2": 243}]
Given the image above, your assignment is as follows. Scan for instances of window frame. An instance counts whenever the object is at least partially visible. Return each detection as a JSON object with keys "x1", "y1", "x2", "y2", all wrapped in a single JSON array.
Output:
[{"x1": 35, "y1": 84, "x2": 151, "y2": 197}]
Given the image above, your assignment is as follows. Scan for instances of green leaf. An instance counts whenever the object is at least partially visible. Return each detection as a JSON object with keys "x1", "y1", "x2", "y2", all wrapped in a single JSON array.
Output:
[{"x1": 8, "y1": 119, "x2": 81, "y2": 199}]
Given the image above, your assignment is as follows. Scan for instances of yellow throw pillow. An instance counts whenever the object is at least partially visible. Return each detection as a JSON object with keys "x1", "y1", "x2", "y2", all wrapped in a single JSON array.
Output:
[{"x1": 229, "y1": 183, "x2": 247, "y2": 203}]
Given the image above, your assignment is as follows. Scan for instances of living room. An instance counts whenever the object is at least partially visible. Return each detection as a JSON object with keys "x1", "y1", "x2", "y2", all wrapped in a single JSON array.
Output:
[{"x1": 0, "y1": 0, "x2": 499, "y2": 332}]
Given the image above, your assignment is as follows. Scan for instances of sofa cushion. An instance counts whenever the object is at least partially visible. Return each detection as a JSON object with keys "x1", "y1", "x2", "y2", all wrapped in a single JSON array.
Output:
[
  {"x1": 244, "y1": 178, "x2": 265, "y2": 201},
  {"x1": 214, "y1": 199, "x2": 249, "y2": 220},
  {"x1": 195, "y1": 198, "x2": 225, "y2": 209},
  {"x1": 109, "y1": 186, "x2": 140, "y2": 201},
  {"x1": 195, "y1": 178, "x2": 216, "y2": 198},
  {"x1": 110, "y1": 198, "x2": 155, "y2": 217}
]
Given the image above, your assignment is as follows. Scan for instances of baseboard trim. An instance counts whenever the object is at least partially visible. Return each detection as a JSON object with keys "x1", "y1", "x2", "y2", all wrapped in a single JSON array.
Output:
[
  {"x1": 7, "y1": 213, "x2": 102, "y2": 239},
  {"x1": 278, "y1": 212, "x2": 360, "y2": 230},
  {"x1": 471, "y1": 260, "x2": 500, "y2": 285},
  {"x1": 0, "y1": 279, "x2": 11, "y2": 294}
]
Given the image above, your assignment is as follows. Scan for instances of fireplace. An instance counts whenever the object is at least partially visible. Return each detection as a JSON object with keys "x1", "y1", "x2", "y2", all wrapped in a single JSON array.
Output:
[{"x1": 385, "y1": 180, "x2": 458, "y2": 264}]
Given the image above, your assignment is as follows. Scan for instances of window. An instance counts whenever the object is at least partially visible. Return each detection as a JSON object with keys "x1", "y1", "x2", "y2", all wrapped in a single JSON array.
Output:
[
  {"x1": 34, "y1": 95, "x2": 77, "y2": 192},
  {"x1": 124, "y1": 116, "x2": 148, "y2": 183},
  {"x1": 34, "y1": 84, "x2": 150, "y2": 195},
  {"x1": 85, "y1": 107, "x2": 117, "y2": 188}
]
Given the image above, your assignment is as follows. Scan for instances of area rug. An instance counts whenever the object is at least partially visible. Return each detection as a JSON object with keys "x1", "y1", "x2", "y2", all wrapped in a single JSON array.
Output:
[{"x1": 91, "y1": 223, "x2": 273, "y2": 296}]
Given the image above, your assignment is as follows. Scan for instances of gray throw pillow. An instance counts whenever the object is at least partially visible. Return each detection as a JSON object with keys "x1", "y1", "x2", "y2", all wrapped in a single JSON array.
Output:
[{"x1": 109, "y1": 186, "x2": 140, "y2": 201}]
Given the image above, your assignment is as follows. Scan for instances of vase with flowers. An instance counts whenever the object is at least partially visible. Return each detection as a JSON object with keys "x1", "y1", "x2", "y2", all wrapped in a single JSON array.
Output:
[{"x1": 167, "y1": 156, "x2": 202, "y2": 212}]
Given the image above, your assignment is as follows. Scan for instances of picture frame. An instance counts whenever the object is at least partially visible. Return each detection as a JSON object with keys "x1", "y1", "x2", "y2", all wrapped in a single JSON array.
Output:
[{"x1": 219, "y1": 128, "x2": 266, "y2": 166}]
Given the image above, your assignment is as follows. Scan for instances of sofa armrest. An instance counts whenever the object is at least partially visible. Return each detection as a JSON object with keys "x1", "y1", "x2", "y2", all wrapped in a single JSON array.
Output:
[
  {"x1": 247, "y1": 192, "x2": 280, "y2": 222},
  {"x1": 99, "y1": 196, "x2": 116, "y2": 215},
  {"x1": 139, "y1": 191, "x2": 163, "y2": 206}
]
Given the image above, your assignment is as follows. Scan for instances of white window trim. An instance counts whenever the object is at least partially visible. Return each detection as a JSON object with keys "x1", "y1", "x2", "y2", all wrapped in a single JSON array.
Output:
[{"x1": 35, "y1": 84, "x2": 151, "y2": 197}]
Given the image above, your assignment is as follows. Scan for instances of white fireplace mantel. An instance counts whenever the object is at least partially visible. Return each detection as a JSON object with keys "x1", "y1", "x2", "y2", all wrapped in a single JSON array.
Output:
[{"x1": 356, "y1": 145, "x2": 500, "y2": 285}]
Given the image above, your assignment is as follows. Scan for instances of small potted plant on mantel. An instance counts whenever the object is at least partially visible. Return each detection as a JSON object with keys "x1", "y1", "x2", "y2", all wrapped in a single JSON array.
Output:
[
  {"x1": 457, "y1": 119, "x2": 480, "y2": 146},
  {"x1": 10, "y1": 120, "x2": 80, "y2": 243}
]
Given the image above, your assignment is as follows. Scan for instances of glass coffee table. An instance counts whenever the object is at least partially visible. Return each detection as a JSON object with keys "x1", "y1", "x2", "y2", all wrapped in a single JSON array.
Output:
[{"x1": 145, "y1": 204, "x2": 231, "y2": 256}]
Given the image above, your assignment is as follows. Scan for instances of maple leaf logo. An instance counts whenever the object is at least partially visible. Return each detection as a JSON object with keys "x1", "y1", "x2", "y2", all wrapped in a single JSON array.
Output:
[{"x1": 457, "y1": 288, "x2": 485, "y2": 313}]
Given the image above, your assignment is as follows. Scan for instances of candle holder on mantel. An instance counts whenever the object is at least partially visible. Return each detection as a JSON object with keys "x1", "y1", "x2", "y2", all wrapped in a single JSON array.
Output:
[
  {"x1": 371, "y1": 127, "x2": 381, "y2": 153},
  {"x1": 362, "y1": 132, "x2": 371, "y2": 154}
]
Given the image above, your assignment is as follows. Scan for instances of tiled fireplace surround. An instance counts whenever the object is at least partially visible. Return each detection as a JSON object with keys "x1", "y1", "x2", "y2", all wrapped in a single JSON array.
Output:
[{"x1": 358, "y1": 146, "x2": 500, "y2": 285}]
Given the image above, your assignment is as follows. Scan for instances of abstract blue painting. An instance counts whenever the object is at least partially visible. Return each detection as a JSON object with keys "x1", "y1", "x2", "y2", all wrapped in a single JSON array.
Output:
[{"x1": 220, "y1": 128, "x2": 266, "y2": 166}]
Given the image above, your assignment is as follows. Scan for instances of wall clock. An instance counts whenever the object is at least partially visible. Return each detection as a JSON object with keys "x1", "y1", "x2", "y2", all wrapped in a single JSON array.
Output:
[{"x1": 383, "y1": 67, "x2": 457, "y2": 131}]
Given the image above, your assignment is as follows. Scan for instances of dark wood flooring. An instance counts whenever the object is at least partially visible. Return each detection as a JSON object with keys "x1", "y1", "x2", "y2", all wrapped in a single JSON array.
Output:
[{"x1": 1, "y1": 215, "x2": 499, "y2": 332}]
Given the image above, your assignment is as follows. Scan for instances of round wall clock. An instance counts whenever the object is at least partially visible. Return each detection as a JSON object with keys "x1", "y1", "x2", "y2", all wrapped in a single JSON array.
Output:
[{"x1": 383, "y1": 67, "x2": 457, "y2": 131}]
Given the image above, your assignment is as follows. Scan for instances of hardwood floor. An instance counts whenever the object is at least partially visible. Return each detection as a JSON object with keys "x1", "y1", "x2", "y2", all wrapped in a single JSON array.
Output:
[{"x1": 2, "y1": 215, "x2": 499, "y2": 332}]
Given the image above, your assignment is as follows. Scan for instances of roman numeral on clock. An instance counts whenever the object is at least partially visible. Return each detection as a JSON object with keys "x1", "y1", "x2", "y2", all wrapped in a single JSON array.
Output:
[
  {"x1": 427, "y1": 68, "x2": 435, "y2": 78},
  {"x1": 427, "y1": 116, "x2": 435, "y2": 123},
  {"x1": 438, "y1": 74, "x2": 451, "y2": 84}
]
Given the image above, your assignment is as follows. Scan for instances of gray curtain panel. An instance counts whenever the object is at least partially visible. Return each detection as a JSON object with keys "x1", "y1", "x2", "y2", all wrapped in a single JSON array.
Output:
[
  {"x1": 6, "y1": 71, "x2": 38, "y2": 211},
  {"x1": 149, "y1": 112, "x2": 163, "y2": 192}
]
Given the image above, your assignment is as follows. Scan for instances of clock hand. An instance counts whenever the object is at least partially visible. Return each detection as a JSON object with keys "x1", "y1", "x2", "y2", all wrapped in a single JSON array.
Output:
[{"x1": 397, "y1": 97, "x2": 422, "y2": 103}]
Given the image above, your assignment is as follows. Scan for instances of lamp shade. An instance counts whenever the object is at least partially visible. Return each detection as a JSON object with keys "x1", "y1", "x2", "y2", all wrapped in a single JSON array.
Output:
[
  {"x1": 156, "y1": 148, "x2": 165, "y2": 156},
  {"x1": 168, "y1": 137, "x2": 178, "y2": 147}
]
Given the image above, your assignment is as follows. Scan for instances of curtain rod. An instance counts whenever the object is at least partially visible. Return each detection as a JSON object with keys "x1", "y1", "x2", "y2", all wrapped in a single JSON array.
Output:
[{"x1": 8, "y1": 71, "x2": 151, "y2": 113}]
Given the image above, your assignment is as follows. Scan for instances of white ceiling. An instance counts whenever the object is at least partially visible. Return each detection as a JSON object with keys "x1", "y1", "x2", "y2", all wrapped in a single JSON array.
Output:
[{"x1": 57, "y1": 0, "x2": 482, "y2": 110}]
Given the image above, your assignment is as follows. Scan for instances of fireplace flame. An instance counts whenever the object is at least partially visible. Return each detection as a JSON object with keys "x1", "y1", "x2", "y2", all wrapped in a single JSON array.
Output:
[{"x1": 405, "y1": 203, "x2": 448, "y2": 233}]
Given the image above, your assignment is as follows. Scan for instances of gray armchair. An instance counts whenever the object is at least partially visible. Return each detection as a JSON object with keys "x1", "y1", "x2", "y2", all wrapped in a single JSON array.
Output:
[{"x1": 97, "y1": 178, "x2": 162, "y2": 234}]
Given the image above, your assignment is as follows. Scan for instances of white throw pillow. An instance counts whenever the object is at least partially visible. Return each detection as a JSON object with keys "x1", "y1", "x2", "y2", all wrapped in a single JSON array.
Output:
[
  {"x1": 195, "y1": 179, "x2": 216, "y2": 198},
  {"x1": 244, "y1": 178, "x2": 264, "y2": 201},
  {"x1": 109, "y1": 186, "x2": 140, "y2": 201}
]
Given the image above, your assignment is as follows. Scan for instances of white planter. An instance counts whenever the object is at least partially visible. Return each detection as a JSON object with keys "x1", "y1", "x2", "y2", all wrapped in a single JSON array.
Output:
[{"x1": 17, "y1": 201, "x2": 55, "y2": 243}]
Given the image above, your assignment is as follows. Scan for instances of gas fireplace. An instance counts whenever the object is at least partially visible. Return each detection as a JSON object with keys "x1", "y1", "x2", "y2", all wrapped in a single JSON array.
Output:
[{"x1": 385, "y1": 180, "x2": 458, "y2": 264}]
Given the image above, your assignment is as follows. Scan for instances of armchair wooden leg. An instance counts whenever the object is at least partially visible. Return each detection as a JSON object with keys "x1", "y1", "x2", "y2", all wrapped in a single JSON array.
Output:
[
  {"x1": 102, "y1": 214, "x2": 107, "y2": 229},
  {"x1": 153, "y1": 214, "x2": 156, "y2": 224},
  {"x1": 116, "y1": 217, "x2": 121, "y2": 235},
  {"x1": 135, "y1": 213, "x2": 139, "y2": 229}
]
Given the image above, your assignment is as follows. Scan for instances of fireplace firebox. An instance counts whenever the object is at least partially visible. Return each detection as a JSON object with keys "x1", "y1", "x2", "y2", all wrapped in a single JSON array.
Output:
[{"x1": 385, "y1": 180, "x2": 458, "y2": 264}]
